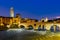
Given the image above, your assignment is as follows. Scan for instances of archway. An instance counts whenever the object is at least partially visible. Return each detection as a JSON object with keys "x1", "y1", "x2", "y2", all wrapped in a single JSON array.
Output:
[
  {"x1": 28, "y1": 25, "x2": 33, "y2": 30},
  {"x1": 42, "y1": 25, "x2": 46, "y2": 31},
  {"x1": 50, "y1": 25, "x2": 59, "y2": 32},
  {"x1": 20, "y1": 25, "x2": 25, "y2": 29},
  {"x1": 38, "y1": 25, "x2": 42, "y2": 31},
  {"x1": 50, "y1": 26, "x2": 54, "y2": 32},
  {"x1": 55, "y1": 25, "x2": 59, "y2": 32}
]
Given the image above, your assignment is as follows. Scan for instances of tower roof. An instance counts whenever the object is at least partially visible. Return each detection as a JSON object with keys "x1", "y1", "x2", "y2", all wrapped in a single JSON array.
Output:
[{"x1": 10, "y1": 7, "x2": 14, "y2": 9}]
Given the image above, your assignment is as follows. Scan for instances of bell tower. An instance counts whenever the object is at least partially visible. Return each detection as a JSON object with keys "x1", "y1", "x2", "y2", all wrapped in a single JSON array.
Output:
[{"x1": 10, "y1": 7, "x2": 14, "y2": 17}]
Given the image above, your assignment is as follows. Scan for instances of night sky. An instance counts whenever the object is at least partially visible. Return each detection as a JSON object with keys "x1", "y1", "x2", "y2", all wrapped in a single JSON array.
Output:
[{"x1": 0, "y1": 0, "x2": 60, "y2": 20}]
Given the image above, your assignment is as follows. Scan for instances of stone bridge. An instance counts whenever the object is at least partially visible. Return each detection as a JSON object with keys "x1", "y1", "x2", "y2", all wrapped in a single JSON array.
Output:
[{"x1": 6, "y1": 22, "x2": 60, "y2": 31}]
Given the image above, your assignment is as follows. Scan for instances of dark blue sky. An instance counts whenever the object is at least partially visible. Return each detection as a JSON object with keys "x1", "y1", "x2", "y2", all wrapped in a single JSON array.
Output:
[{"x1": 0, "y1": 0, "x2": 60, "y2": 19}]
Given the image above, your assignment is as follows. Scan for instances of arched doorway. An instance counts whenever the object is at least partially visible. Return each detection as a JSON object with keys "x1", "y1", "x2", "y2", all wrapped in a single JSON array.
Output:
[
  {"x1": 20, "y1": 25, "x2": 25, "y2": 29},
  {"x1": 28, "y1": 25, "x2": 33, "y2": 30},
  {"x1": 50, "y1": 25, "x2": 59, "y2": 32},
  {"x1": 10, "y1": 24, "x2": 18, "y2": 28}
]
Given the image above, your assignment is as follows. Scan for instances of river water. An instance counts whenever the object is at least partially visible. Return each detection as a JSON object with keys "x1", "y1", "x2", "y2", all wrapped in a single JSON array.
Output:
[{"x1": 0, "y1": 29, "x2": 60, "y2": 40}]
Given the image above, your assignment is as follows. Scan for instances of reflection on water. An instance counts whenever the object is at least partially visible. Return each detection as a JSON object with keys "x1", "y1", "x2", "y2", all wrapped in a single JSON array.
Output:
[
  {"x1": 0, "y1": 29, "x2": 60, "y2": 40},
  {"x1": 0, "y1": 29, "x2": 39, "y2": 40}
]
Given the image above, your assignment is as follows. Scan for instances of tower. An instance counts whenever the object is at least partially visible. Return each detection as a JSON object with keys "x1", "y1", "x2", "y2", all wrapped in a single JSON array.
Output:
[{"x1": 10, "y1": 7, "x2": 14, "y2": 17}]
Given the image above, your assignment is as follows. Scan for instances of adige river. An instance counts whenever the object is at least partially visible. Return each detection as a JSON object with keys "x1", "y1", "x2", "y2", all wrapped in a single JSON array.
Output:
[{"x1": 0, "y1": 29, "x2": 60, "y2": 40}]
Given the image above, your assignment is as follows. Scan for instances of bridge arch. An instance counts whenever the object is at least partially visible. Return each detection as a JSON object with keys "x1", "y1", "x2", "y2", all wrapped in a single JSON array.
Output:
[
  {"x1": 42, "y1": 25, "x2": 46, "y2": 31},
  {"x1": 38, "y1": 25, "x2": 42, "y2": 31},
  {"x1": 50, "y1": 25, "x2": 60, "y2": 32},
  {"x1": 27, "y1": 25, "x2": 33, "y2": 30},
  {"x1": 38, "y1": 25, "x2": 46, "y2": 31},
  {"x1": 20, "y1": 25, "x2": 25, "y2": 29}
]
